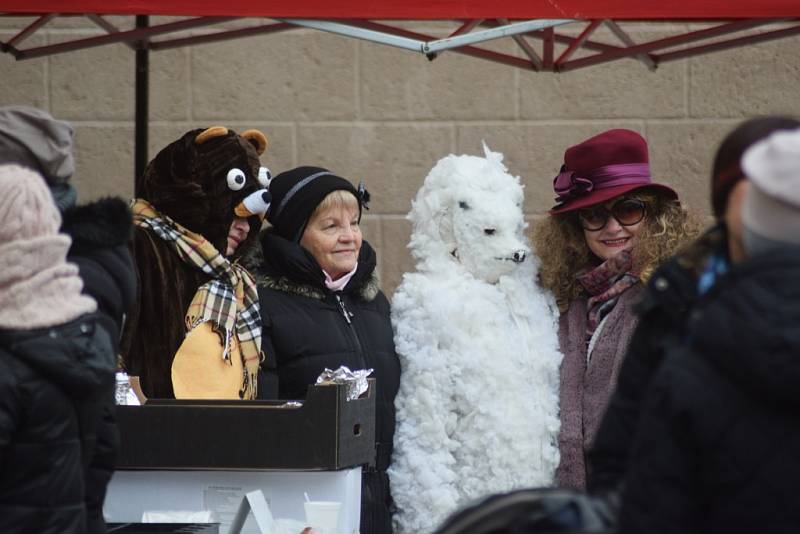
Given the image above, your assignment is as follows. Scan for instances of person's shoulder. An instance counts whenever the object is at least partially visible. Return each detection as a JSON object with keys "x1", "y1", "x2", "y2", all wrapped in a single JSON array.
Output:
[{"x1": 61, "y1": 197, "x2": 133, "y2": 254}]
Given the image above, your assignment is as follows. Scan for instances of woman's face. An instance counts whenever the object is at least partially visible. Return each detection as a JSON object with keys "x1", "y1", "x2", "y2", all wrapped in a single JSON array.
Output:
[
  {"x1": 226, "y1": 216, "x2": 251, "y2": 256},
  {"x1": 579, "y1": 196, "x2": 646, "y2": 261},
  {"x1": 300, "y1": 204, "x2": 363, "y2": 280}
]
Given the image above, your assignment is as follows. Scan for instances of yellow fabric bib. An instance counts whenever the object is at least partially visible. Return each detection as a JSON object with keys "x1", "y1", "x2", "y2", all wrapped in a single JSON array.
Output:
[{"x1": 172, "y1": 321, "x2": 244, "y2": 399}]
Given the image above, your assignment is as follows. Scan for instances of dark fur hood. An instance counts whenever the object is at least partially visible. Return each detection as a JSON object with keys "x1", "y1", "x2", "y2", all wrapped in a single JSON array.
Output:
[
  {"x1": 61, "y1": 197, "x2": 133, "y2": 255},
  {"x1": 242, "y1": 230, "x2": 380, "y2": 302}
]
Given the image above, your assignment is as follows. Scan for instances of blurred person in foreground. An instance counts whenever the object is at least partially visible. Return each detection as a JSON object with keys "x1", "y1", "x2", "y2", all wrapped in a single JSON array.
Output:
[
  {"x1": 0, "y1": 166, "x2": 115, "y2": 534},
  {"x1": 588, "y1": 116, "x2": 800, "y2": 500},
  {"x1": 246, "y1": 166, "x2": 400, "y2": 533},
  {"x1": 619, "y1": 127, "x2": 800, "y2": 534},
  {"x1": 0, "y1": 105, "x2": 136, "y2": 534}
]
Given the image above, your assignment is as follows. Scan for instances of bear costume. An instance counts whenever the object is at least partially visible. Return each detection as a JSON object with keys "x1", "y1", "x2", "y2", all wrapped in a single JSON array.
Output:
[{"x1": 120, "y1": 126, "x2": 273, "y2": 400}]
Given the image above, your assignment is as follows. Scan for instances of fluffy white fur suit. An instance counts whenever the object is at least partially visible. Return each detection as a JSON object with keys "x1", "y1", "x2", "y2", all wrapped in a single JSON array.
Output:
[{"x1": 389, "y1": 147, "x2": 563, "y2": 534}]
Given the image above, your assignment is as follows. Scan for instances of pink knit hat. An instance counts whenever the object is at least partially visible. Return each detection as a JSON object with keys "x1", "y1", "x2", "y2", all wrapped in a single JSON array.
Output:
[
  {"x1": 0, "y1": 163, "x2": 62, "y2": 242},
  {"x1": 0, "y1": 164, "x2": 96, "y2": 329}
]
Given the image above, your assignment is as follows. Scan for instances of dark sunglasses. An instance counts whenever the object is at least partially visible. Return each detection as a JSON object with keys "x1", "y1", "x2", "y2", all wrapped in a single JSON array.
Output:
[{"x1": 577, "y1": 198, "x2": 647, "y2": 231}]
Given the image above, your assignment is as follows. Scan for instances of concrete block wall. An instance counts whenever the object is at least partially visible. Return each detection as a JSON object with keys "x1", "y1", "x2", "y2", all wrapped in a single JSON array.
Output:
[{"x1": 2, "y1": 18, "x2": 799, "y2": 297}]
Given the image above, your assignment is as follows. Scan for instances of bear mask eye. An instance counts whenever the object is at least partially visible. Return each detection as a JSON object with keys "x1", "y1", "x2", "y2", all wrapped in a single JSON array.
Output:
[
  {"x1": 257, "y1": 166, "x2": 272, "y2": 188},
  {"x1": 227, "y1": 168, "x2": 246, "y2": 191},
  {"x1": 484, "y1": 228, "x2": 496, "y2": 236}
]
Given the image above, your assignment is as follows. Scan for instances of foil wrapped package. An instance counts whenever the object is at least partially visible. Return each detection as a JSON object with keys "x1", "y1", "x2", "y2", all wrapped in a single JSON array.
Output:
[{"x1": 315, "y1": 366, "x2": 373, "y2": 401}]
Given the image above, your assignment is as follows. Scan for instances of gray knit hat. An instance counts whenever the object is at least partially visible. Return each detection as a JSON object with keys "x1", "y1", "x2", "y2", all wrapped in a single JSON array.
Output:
[
  {"x1": 0, "y1": 106, "x2": 76, "y2": 211},
  {"x1": 741, "y1": 127, "x2": 800, "y2": 255}
]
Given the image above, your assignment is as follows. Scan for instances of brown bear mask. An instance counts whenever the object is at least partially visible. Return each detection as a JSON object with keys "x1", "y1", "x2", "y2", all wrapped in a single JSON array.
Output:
[{"x1": 137, "y1": 127, "x2": 269, "y2": 256}]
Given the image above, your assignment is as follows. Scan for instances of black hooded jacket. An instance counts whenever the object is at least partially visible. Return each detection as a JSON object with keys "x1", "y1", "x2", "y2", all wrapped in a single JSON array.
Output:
[
  {"x1": 0, "y1": 316, "x2": 116, "y2": 534},
  {"x1": 619, "y1": 249, "x2": 800, "y2": 534},
  {"x1": 251, "y1": 230, "x2": 401, "y2": 534},
  {"x1": 61, "y1": 196, "x2": 136, "y2": 534},
  {"x1": 62, "y1": 197, "x2": 136, "y2": 352}
]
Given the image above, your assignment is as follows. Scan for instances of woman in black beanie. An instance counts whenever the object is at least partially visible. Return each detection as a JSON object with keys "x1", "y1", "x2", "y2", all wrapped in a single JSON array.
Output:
[{"x1": 251, "y1": 166, "x2": 400, "y2": 534}]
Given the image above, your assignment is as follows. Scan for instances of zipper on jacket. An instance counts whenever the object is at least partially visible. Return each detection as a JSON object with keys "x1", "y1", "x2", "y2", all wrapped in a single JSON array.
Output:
[{"x1": 335, "y1": 294, "x2": 367, "y2": 368}]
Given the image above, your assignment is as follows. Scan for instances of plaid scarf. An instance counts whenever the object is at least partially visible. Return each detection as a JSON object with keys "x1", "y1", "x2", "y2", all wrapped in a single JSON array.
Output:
[
  {"x1": 577, "y1": 249, "x2": 638, "y2": 341},
  {"x1": 132, "y1": 199, "x2": 262, "y2": 399}
]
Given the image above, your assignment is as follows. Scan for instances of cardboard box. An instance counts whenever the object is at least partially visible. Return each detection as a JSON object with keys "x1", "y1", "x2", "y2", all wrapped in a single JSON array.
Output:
[{"x1": 116, "y1": 381, "x2": 375, "y2": 471}]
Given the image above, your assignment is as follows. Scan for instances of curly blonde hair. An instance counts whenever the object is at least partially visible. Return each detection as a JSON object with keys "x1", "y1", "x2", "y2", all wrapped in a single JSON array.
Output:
[{"x1": 532, "y1": 190, "x2": 702, "y2": 312}]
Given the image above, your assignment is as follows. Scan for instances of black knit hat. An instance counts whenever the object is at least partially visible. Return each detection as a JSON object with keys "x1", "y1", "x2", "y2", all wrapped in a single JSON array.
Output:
[{"x1": 267, "y1": 166, "x2": 362, "y2": 242}]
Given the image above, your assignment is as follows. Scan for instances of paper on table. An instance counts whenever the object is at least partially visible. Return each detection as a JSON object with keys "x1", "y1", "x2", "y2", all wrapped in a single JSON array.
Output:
[{"x1": 141, "y1": 510, "x2": 215, "y2": 523}]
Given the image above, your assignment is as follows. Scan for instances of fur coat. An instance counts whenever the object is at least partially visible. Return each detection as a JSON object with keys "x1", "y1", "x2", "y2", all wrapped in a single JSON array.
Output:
[{"x1": 555, "y1": 284, "x2": 643, "y2": 490}]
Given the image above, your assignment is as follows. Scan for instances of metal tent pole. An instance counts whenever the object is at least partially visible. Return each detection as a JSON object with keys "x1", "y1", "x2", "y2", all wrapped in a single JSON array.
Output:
[{"x1": 134, "y1": 14, "x2": 149, "y2": 194}]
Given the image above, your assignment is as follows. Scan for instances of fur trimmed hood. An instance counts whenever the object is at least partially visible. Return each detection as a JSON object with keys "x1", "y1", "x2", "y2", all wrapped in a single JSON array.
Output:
[
  {"x1": 61, "y1": 197, "x2": 133, "y2": 254},
  {"x1": 244, "y1": 229, "x2": 380, "y2": 302}
]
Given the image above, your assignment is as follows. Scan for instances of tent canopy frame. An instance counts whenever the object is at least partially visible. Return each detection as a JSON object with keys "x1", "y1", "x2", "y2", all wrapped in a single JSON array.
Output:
[{"x1": 2, "y1": 4, "x2": 799, "y2": 180}]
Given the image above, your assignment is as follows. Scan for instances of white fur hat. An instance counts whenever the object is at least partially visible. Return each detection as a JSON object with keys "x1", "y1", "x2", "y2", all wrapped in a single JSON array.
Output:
[{"x1": 741, "y1": 127, "x2": 800, "y2": 250}]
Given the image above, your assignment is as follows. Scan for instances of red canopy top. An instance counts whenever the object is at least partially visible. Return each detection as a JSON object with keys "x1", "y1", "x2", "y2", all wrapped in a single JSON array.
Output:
[{"x1": 3, "y1": 0, "x2": 800, "y2": 20}]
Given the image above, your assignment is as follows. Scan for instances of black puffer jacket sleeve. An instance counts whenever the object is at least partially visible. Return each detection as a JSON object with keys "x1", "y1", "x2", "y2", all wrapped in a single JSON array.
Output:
[
  {"x1": 0, "y1": 348, "x2": 22, "y2": 469},
  {"x1": 617, "y1": 351, "x2": 706, "y2": 534}
]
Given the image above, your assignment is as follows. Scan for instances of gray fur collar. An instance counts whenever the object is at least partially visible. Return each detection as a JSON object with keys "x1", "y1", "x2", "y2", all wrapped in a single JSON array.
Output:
[
  {"x1": 257, "y1": 270, "x2": 381, "y2": 302},
  {"x1": 241, "y1": 238, "x2": 381, "y2": 302}
]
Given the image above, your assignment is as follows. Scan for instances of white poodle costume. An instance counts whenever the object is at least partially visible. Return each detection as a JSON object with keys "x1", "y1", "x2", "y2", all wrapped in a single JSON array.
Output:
[{"x1": 389, "y1": 146, "x2": 562, "y2": 534}]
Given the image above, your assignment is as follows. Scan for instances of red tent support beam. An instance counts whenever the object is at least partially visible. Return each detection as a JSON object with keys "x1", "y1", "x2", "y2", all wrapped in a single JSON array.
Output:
[
  {"x1": 497, "y1": 18, "x2": 541, "y2": 70},
  {"x1": 654, "y1": 22, "x2": 800, "y2": 63},
  {"x1": 604, "y1": 20, "x2": 657, "y2": 70},
  {"x1": 557, "y1": 18, "x2": 779, "y2": 72},
  {"x1": 556, "y1": 19, "x2": 603, "y2": 64},
  {"x1": 149, "y1": 22, "x2": 294, "y2": 51},
  {"x1": 3, "y1": 16, "x2": 234, "y2": 59},
  {"x1": 6, "y1": 14, "x2": 54, "y2": 47},
  {"x1": 88, "y1": 15, "x2": 137, "y2": 50},
  {"x1": 542, "y1": 27, "x2": 554, "y2": 69},
  {"x1": 450, "y1": 19, "x2": 482, "y2": 38}
]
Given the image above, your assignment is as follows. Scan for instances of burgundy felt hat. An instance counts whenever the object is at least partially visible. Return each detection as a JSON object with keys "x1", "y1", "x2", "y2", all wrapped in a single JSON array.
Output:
[{"x1": 549, "y1": 129, "x2": 678, "y2": 214}]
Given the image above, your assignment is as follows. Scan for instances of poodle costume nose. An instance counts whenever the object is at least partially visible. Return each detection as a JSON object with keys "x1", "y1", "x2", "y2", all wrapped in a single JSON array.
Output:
[{"x1": 512, "y1": 250, "x2": 527, "y2": 263}]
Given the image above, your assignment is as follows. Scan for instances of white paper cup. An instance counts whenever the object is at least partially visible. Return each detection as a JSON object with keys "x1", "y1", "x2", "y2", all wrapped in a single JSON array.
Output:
[{"x1": 304, "y1": 501, "x2": 341, "y2": 533}]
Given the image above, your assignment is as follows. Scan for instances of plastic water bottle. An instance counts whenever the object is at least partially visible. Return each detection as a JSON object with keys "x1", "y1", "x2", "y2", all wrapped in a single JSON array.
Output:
[{"x1": 115, "y1": 372, "x2": 131, "y2": 405}]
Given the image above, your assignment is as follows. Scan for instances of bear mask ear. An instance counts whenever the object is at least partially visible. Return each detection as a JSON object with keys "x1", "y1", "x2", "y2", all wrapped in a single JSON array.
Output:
[
  {"x1": 195, "y1": 126, "x2": 229, "y2": 145},
  {"x1": 241, "y1": 129, "x2": 268, "y2": 155}
]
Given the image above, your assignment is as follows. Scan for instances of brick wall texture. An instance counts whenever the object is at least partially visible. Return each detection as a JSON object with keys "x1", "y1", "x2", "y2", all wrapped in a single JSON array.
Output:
[{"x1": 2, "y1": 18, "x2": 799, "y2": 297}]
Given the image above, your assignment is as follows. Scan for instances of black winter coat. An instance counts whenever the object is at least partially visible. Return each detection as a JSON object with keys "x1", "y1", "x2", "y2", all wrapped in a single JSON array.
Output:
[
  {"x1": 588, "y1": 226, "x2": 725, "y2": 495},
  {"x1": 619, "y1": 248, "x2": 800, "y2": 534},
  {"x1": 252, "y1": 231, "x2": 401, "y2": 534},
  {"x1": 61, "y1": 197, "x2": 136, "y2": 534},
  {"x1": 0, "y1": 316, "x2": 117, "y2": 534},
  {"x1": 63, "y1": 198, "x2": 137, "y2": 353}
]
